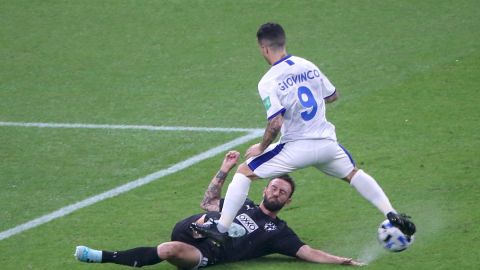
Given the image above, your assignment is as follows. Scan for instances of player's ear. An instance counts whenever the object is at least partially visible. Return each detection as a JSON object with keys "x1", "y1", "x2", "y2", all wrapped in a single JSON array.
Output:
[
  {"x1": 258, "y1": 43, "x2": 268, "y2": 55},
  {"x1": 263, "y1": 45, "x2": 270, "y2": 56}
]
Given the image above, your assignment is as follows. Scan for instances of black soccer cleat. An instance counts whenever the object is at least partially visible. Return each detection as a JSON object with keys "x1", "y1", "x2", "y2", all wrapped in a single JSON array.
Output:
[
  {"x1": 387, "y1": 212, "x2": 416, "y2": 236},
  {"x1": 190, "y1": 222, "x2": 228, "y2": 245}
]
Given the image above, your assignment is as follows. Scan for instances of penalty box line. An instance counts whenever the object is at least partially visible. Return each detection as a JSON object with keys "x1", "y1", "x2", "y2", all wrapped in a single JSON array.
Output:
[{"x1": 0, "y1": 123, "x2": 263, "y2": 241}]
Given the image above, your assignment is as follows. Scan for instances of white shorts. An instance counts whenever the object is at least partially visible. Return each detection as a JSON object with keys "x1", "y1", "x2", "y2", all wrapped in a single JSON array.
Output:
[{"x1": 247, "y1": 139, "x2": 355, "y2": 179}]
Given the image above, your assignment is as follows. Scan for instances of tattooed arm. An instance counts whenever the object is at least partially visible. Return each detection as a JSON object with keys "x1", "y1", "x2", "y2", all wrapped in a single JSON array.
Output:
[
  {"x1": 200, "y1": 151, "x2": 240, "y2": 211},
  {"x1": 245, "y1": 113, "x2": 283, "y2": 159}
]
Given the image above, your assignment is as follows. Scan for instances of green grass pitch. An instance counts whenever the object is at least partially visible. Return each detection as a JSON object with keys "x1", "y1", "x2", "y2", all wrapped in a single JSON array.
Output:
[{"x1": 1, "y1": 0, "x2": 479, "y2": 269}]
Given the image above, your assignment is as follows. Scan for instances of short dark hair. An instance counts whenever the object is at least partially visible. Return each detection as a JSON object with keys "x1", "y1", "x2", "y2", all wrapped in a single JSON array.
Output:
[
  {"x1": 256, "y1": 22, "x2": 286, "y2": 49},
  {"x1": 268, "y1": 174, "x2": 295, "y2": 198}
]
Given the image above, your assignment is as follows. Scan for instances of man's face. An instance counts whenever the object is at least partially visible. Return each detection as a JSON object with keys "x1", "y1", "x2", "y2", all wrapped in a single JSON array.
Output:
[{"x1": 262, "y1": 178, "x2": 292, "y2": 212}]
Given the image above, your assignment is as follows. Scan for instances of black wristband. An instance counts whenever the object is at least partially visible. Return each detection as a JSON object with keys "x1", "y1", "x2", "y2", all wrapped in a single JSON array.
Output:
[{"x1": 215, "y1": 170, "x2": 228, "y2": 180}]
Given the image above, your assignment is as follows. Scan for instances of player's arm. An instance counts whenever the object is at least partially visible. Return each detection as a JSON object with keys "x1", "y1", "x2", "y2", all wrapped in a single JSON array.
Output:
[
  {"x1": 319, "y1": 70, "x2": 338, "y2": 104},
  {"x1": 245, "y1": 113, "x2": 283, "y2": 159},
  {"x1": 261, "y1": 113, "x2": 283, "y2": 149},
  {"x1": 200, "y1": 151, "x2": 240, "y2": 212},
  {"x1": 324, "y1": 90, "x2": 338, "y2": 104},
  {"x1": 296, "y1": 245, "x2": 364, "y2": 266}
]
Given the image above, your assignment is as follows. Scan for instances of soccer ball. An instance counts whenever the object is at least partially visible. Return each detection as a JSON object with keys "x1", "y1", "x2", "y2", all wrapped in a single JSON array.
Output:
[{"x1": 377, "y1": 219, "x2": 414, "y2": 252}]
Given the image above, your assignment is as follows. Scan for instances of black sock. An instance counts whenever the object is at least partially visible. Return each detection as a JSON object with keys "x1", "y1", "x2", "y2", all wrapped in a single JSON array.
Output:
[{"x1": 102, "y1": 247, "x2": 162, "y2": 267}]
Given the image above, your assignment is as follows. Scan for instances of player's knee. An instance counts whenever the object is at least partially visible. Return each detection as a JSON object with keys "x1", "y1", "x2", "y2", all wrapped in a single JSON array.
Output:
[
  {"x1": 157, "y1": 242, "x2": 181, "y2": 260},
  {"x1": 343, "y1": 167, "x2": 359, "y2": 182},
  {"x1": 237, "y1": 163, "x2": 258, "y2": 180}
]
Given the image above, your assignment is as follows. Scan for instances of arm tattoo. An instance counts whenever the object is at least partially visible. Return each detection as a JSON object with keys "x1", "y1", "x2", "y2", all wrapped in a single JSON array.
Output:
[
  {"x1": 215, "y1": 170, "x2": 228, "y2": 180},
  {"x1": 200, "y1": 171, "x2": 227, "y2": 211},
  {"x1": 260, "y1": 116, "x2": 282, "y2": 149}
]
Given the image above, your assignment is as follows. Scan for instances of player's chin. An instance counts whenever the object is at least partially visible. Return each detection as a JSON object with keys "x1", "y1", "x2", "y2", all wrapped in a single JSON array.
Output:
[{"x1": 263, "y1": 200, "x2": 285, "y2": 212}]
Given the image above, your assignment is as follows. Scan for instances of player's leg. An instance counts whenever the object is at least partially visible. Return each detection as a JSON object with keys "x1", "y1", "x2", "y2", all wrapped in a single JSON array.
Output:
[
  {"x1": 315, "y1": 142, "x2": 396, "y2": 214},
  {"x1": 346, "y1": 168, "x2": 396, "y2": 215},
  {"x1": 75, "y1": 245, "x2": 162, "y2": 267},
  {"x1": 216, "y1": 162, "x2": 257, "y2": 233},
  {"x1": 348, "y1": 169, "x2": 415, "y2": 235},
  {"x1": 317, "y1": 143, "x2": 415, "y2": 235},
  {"x1": 157, "y1": 241, "x2": 206, "y2": 269},
  {"x1": 75, "y1": 242, "x2": 205, "y2": 269}
]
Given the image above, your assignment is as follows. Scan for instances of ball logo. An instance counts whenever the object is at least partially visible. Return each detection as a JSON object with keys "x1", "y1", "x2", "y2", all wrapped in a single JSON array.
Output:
[{"x1": 236, "y1": 214, "x2": 259, "y2": 233}]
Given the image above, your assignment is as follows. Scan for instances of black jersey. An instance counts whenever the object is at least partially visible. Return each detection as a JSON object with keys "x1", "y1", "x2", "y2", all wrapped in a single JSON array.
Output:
[
  {"x1": 171, "y1": 198, "x2": 305, "y2": 267},
  {"x1": 217, "y1": 198, "x2": 305, "y2": 262}
]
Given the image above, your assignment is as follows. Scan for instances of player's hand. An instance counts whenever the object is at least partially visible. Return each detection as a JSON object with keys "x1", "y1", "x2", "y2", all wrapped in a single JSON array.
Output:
[
  {"x1": 341, "y1": 258, "x2": 366, "y2": 266},
  {"x1": 220, "y1": 151, "x2": 240, "y2": 172},
  {"x1": 245, "y1": 143, "x2": 264, "y2": 159}
]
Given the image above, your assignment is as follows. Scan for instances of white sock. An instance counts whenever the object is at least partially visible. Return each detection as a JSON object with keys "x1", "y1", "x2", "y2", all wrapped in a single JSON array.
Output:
[
  {"x1": 217, "y1": 173, "x2": 251, "y2": 233},
  {"x1": 350, "y1": 170, "x2": 395, "y2": 216}
]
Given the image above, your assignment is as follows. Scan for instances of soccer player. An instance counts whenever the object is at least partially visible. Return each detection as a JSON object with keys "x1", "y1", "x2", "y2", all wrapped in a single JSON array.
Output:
[
  {"x1": 75, "y1": 151, "x2": 364, "y2": 268},
  {"x1": 193, "y1": 22, "x2": 416, "y2": 243}
]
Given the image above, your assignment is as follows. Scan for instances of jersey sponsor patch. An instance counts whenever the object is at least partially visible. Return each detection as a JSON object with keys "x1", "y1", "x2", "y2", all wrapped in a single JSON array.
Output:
[
  {"x1": 262, "y1": 96, "x2": 271, "y2": 111},
  {"x1": 236, "y1": 213, "x2": 259, "y2": 233}
]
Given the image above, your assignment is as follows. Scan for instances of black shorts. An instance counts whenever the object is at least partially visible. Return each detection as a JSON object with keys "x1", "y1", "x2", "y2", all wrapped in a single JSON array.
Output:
[{"x1": 170, "y1": 213, "x2": 224, "y2": 266}]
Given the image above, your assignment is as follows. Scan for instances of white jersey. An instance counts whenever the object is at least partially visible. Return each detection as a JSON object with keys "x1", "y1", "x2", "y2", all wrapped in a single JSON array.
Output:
[{"x1": 258, "y1": 55, "x2": 337, "y2": 143}]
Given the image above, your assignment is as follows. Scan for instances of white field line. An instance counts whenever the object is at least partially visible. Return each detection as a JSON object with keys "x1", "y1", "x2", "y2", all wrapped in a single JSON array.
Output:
[
  {"x1": 0, "y1": 121, "x2": 262, "y2": 133},
  {"x1": 0, "y1": 129, "x2": 263, "y2": 241}
]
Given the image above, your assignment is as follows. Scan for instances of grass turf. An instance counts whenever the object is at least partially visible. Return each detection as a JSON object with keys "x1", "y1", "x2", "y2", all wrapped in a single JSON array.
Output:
[{"x1": 0, "y1": 0, "x2": 479, "y2": 269}]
